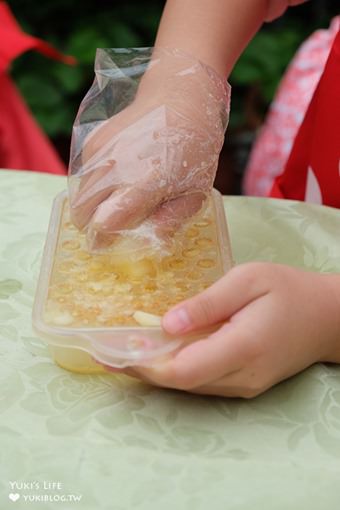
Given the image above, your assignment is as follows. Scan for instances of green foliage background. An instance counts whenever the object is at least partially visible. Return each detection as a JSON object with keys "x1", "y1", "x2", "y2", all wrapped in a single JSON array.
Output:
[{"x1": 8, "y1": 0, "x2": 339, "y2": 157}]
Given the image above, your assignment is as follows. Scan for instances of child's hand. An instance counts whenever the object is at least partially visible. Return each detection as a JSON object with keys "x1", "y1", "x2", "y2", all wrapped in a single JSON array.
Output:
[
  {"x1": 122, "y1": 263, "x2": 340, "y2": 398},
  {"x1": 68, "y1": 49, "x2": 230, "y2": 250}
]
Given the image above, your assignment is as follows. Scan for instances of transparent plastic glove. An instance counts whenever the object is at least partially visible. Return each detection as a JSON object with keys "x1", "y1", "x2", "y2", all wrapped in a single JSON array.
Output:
[
  {"x1": 68, "y1": 48, "x2": 230, "y2": 252},
  {"x1": 266, "y1": 0, "x2": 309, "y2": 21}
]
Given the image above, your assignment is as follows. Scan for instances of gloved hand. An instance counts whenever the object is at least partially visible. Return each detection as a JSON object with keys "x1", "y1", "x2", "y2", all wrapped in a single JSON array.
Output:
[{"x1": 68, "y1": 48, "x2": 230, "y2": 251}]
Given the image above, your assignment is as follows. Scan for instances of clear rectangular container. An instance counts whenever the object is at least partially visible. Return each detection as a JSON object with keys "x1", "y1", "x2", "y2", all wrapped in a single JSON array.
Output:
[{"x1": 32, "y1": 189, "x2": 233, "y2": 374}]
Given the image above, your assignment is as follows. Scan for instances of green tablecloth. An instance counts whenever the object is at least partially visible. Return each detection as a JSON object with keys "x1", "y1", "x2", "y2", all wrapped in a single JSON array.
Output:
[{"x1": 1, "y1": 169, "x2": 340, "y2": 510}]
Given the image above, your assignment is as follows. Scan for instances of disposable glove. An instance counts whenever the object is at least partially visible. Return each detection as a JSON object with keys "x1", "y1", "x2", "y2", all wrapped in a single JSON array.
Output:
[{"x1": 68, "y1": 48, "x2": 230, "y2": 251}]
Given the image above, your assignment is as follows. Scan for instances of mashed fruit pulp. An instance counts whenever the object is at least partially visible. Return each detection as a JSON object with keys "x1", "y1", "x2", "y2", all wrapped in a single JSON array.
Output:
[{"x1": 45, "y1": 199, "x2": 225, "y2": 329}]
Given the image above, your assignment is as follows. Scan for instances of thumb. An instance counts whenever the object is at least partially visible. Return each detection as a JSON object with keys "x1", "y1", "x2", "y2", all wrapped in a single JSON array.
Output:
[{"x1": 162, "y1": 263, "x2": 270, "y2": 334}]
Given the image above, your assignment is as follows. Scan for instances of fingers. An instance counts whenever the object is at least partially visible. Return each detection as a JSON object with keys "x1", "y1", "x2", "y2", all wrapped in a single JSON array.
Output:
[
  {"x1": 69, "y1": 106, "x2": 163, "y2": 233},
  {"x1": 128, "y1": 319, "x2": 257, "y2": 391},
  {"x1": 184, "y1": 374, "x2": 268, "y2": 398},
  {"x1": 149, "y1": 191, "x2": 206, "y2": 240},
  {"x1": 68, "y1": 102, "x2": 217, "y2": 242},
  {"x1": 87, "y1": 189, "x2": 208, "y2": 250},
  {"x1": 162, "y1": 263, "x2": 272, "y2": 335},
  {"x1": 100, "y1": 266, "x2": 276, "y2": 392},
  {"x1": 86, "y1": 182, "x2": 166, "y2": 249},
  {"x1": 69, "y1": 117, "x2": 121, "y2": 229},
  {"x1": 69, "y1": 162, "x2": 117, "y2": 230}
]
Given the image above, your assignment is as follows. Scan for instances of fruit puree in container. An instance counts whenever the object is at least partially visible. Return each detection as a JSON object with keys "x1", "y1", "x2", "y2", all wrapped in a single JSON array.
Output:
[{"x1": 32, "y1": 189, "x2": 233, "y2": 373}]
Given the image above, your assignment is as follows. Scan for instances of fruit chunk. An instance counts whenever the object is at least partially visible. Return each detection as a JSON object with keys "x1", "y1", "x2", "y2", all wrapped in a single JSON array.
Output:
[
  {"x1": 133, "y1": 310, "x2": 162, "y2": 327},
  {"x1": 111, "y1": 258, "x2": 156, "y2": 279}
]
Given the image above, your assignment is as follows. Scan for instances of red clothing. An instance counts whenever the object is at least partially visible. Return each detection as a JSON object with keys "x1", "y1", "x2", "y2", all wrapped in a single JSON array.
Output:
[
  {"x1": 269, "y1": 28, "x2": 340, "y2": 206},
  {"x1": 244, "y1": 18, "x2": 339, "y2": 198},
  {"x1": 0, "y1": 74, "x2": 66, "y2": 174},
  {"x1": 0, "y1": 2, "x2": 75, "y2": 175},
  {"x1": 0, "y1": 2, "x2": 75, "y2": 73}
]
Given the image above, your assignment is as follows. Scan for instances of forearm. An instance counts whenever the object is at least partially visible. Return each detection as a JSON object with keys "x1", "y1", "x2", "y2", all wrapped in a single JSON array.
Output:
[{"x1": 155, "y1": 0, "x2": 269, "y2": 78}]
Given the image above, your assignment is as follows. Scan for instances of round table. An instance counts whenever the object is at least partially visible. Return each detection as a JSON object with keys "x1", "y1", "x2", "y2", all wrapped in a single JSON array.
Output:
[{"x1": 1, "y1": 169, "x2": 340, "y2": 510}]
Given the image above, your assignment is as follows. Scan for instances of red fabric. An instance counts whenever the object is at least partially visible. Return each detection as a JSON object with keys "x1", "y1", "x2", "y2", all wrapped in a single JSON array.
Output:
[
  {"x1": 0, "y1": 2, "x2": 76, "y2": 174},
  {"x1": 0, "y1": 73, "x2": 66, "y2": 174},
  {"x1": 269, "y1": 28, "x2": 340, "y2": 206},
  {"x1": 0, "y1": 2, "x2": 75, "y2": 72},
  {"x1": 244, "y1": 17, "x2": 339, "y2": 198}
]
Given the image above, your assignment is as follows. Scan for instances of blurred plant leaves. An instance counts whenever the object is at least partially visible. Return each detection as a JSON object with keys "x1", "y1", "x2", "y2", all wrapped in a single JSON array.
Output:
[
  {"x1": 8, "y1": 0, "x2": 337, "y2": 142},
  {"x1": 50, "y1": 65, "x2": 84, "y2": 95},
  {"x1": 16, "y1": 76, "x2": 62, "y2": 108},
  {"x1": 231, "y1": 27, "x2": 302, "y2": 102},
  {"x1": 10, "y1": 2, "x2": 161, "y2": 138},
  {"x1": 67, "y1": 27, "x2": 109, "y2": 65}
]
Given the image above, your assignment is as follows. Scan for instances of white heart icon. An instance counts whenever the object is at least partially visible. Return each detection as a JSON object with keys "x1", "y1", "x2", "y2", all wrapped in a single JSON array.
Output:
[{"x1": 9, "y1": 493, "x2": 20, "y2": 502}]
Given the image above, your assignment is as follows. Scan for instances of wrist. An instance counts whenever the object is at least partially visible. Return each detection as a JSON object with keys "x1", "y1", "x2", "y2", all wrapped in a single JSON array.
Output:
[{"x1": 136, "y1": 47, "x2": 231, "y2": 133}]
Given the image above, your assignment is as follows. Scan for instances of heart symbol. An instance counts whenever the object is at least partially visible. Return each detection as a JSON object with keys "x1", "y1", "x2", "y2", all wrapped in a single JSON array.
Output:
[{"x1": 8, "y1": 493, "x2": 20, "y2": 502}]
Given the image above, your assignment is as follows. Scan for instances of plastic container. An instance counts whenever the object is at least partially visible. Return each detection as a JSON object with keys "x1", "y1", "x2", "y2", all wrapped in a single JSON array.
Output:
[{"x1": 32, "y1": 189, "x2": 233, "y2": 373}]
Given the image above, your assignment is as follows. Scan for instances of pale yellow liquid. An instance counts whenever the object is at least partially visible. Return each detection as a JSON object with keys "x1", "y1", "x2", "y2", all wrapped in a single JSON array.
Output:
[{"x1": 44, "y1": 198, "x2": 226, "y2": 329}]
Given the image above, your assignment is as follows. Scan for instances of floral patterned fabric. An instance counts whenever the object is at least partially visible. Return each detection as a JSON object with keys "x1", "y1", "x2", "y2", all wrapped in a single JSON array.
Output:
[{"x1": 1, "y1": 170, "x2": 340, "y2": 510}]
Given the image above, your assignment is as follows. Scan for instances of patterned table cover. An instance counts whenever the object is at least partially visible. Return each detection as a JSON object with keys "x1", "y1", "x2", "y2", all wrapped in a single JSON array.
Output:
[{"x1": 1, "y1": 170, "x2": 340, "y2": 510}]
